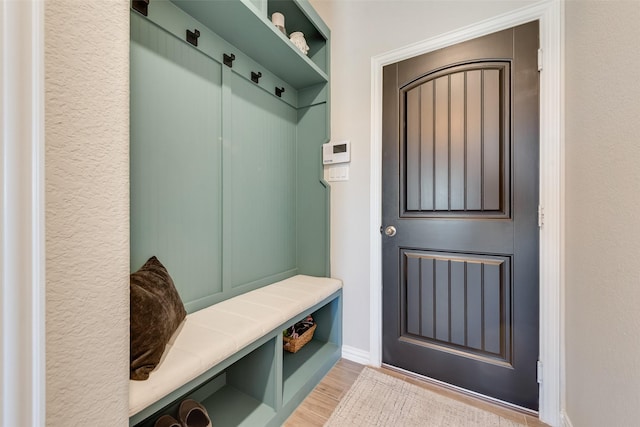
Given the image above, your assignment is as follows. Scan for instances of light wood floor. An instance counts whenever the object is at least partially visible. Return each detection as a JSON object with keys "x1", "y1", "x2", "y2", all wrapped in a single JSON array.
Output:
[{"x1": 284, "y1": 359, "x2": 549, "y2": 427}]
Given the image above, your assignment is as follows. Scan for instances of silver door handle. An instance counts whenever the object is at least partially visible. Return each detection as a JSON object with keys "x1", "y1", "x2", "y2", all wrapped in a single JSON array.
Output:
[{"x1": 384, "y1": 226, "x2": 397, "y2": 237}]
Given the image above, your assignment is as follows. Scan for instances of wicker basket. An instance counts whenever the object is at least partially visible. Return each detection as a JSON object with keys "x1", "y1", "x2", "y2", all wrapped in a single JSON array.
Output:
[{"x1": 283, "y1": 323, "x2": 317, "y2": 353}]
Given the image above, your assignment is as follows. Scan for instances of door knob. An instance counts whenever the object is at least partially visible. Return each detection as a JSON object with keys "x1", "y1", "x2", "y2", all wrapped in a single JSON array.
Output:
[{"x1": 384, "y1": 225, "x2": 397, "y2": 237}]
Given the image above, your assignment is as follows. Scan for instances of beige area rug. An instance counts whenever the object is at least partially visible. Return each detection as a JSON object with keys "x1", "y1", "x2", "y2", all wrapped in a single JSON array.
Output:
[{"x1": 324, "y1": 368, "x2": 524, "y2": 427}]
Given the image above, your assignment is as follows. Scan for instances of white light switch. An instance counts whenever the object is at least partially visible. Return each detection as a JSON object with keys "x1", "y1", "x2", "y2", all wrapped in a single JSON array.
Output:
[{"x1": 325, "y1": 164, "x2": 349, "y2": 182}]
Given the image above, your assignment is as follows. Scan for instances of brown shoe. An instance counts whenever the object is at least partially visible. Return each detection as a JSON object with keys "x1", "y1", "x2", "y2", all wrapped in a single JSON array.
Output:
[
  {"x1": 179, "y1": 399, "x2": 212, "y2": 427},
  {"x1": 154, "y1": 414, "x2": 181, "y2": 427}
]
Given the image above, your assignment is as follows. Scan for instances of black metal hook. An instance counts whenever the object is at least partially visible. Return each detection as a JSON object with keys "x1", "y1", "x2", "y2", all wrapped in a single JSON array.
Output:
[
  {"x1": 132, "y1": 0, "x2": 149, "y2": 16},
  {"x1": 275, "y1": 87, "x2": 285, "y2": 97},
  {"x1": 186, "y1": 29, "x2": 200, "y2": 47},
  {"x1": 223, "y1": 53, "x2": 236, "y2": 68},
  {"x1": 251, "y1": 71, "x2": 262, "y2": 84}
]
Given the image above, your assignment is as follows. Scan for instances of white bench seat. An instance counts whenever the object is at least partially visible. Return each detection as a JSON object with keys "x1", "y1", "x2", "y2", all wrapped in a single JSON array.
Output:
[{"x1": 129, "y1": 274, "x2": 342, "y2": 417}]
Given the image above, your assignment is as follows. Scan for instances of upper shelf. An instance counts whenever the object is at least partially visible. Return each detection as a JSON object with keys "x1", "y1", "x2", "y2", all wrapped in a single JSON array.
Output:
[{"x1": 170, "y1": 0, "x2": 329, "y2": 89}]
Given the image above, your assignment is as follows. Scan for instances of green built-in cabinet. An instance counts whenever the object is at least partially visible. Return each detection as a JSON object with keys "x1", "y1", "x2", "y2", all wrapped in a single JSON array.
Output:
[
  {"x1": 130, "y1": 0, "x2": 336, "y2": 425},
  {"x1": 130, "y1": 295, "x2": 342, "y2": 427},
  {"x1": 131, "y1": 0, "x2": 330, "y2": 313}
]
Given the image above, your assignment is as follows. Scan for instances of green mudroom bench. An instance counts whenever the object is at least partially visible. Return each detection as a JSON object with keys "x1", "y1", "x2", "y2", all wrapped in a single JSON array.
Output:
[
  {"x1": 129, "y1": 0, "x2": 336, "y2": 424},
  {"x1": 129, "y1": 275, "x2": 342, "y2": 426}
]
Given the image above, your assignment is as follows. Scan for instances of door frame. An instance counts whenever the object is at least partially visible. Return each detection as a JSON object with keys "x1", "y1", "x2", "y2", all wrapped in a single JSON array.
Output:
[
  {"x1": 1, "y1": 0, "x2": 47, "y2": 425},
  {"x1": 369, "y1": 1, "x2": 564, "y2": 425}
]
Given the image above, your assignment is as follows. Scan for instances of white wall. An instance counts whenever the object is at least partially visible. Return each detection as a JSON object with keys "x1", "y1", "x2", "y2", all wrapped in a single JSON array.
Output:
[
  {"x1": 312, "y1": 0, "x2": 640, "y2": 425},
  {"x1": 45, "y1": 1, "x2": 130, "y2": 425},
  {"x1": 39, "y1": 1, "x2": 549, "y2": 425},
  {"x1": 564, "y1": 1, "x2": 640, "y2": 426},
  {"x1": 310, "y1": 0, "x2": 536, "y2": 354},
  {"x1": 39, "y1": 1, "x2": 640, "y2": 425}
]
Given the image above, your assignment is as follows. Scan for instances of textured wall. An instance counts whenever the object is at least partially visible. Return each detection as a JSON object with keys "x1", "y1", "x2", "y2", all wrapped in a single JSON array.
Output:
[
  {"x1": 309, "y1": 0, "x2": 535, "y2": 353},
  {"x1": 45, "y1": 1, "x2": 130, "y2": 425},
  {"x1": 564, "y1": 1, "x2": 640, "y2": 426}
]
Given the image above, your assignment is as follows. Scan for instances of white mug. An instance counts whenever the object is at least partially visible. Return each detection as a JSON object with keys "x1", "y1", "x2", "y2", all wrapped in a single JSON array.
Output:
[{"x1": 271, "y1": 12, "x2": 286, "y2": 35}]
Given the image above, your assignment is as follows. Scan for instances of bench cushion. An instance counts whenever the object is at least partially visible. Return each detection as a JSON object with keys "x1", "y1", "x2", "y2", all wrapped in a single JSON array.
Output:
[{"x1": 129, "y1": 274, "x2": 342, "y2": 417}]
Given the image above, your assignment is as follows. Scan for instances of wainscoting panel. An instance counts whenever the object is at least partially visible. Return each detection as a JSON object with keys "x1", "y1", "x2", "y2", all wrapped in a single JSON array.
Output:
[
  {"x1": 402, "y1": 63, "x2": 510, "y2": 218},
  {"x1": 402, "y1": 250, "x2": 512, "y2": 363},
  {"x1": 130, "y1": 12, "x2": 224, "y2": 309}
]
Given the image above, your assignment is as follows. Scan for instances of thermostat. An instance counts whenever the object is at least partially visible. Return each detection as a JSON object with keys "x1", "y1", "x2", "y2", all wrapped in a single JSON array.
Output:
[{"x1": 323, "y1": 140, "x2": 351, "y2": 165}]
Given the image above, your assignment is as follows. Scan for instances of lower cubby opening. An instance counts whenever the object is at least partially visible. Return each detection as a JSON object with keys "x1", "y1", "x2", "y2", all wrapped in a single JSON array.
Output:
[
  {"x1": 132, "y1": 292, "x2": 342, "y2": 427},
  {"x1": 282, "y1": 295, "x2": 341, "y2": 405},
  {"x1": 192, "y1": 378, "x2": 276, "y2": 427},
  {"x1": 134, "y1": 338, "x2": 278, "y2": 427}
]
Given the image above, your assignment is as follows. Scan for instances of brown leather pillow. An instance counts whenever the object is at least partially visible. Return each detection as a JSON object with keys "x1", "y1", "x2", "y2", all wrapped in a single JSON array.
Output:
[{"x1": 130, "y1": 256, "x2": 186, "y2": 380}]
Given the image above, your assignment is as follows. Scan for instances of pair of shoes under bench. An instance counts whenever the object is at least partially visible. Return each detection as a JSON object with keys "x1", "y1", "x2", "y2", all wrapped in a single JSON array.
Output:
[{"x1": 154, "y1": 399, "x2": 212, "y2": 427}]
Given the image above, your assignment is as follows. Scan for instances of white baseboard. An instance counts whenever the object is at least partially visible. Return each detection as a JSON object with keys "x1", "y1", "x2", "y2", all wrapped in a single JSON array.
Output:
[
  {"x1": 341, "y1": 345, "x2": 370, "y2": 365},
  {"x1": 561, "y1": 412, "x2": 574, "y2": 427}
]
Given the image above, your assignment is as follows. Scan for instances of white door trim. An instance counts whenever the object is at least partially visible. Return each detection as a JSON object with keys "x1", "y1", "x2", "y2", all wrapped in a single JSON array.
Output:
[
  {"x1": 1, "y1": 0, "x2": 46, "y2": 425},
  {"x1": 369, "y1": 1, "x2": 564, "y2": 425}
]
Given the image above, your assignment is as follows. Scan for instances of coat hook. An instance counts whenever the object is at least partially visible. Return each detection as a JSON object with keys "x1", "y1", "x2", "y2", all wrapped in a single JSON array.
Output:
[
  {"x1": 251, "y1": 71, "x2": 262, "y2": 84},
  {"x1": 132, "y1": 0, "x2": 149, "y2": 16},
  {"x1": 223, "y1": 53, "x2": 236, "y2": 68},
  {"x1": 186, "y1": 29, "x2": 200, "y2": 47},
  {"x1": 275, "y1": 86, "x2": 285, "y2": 97}
]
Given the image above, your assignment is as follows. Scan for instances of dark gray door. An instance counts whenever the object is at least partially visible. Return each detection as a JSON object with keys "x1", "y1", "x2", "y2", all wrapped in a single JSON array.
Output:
[{"x1": 382, "y1": 22, "x2": 539, "y2": 410}]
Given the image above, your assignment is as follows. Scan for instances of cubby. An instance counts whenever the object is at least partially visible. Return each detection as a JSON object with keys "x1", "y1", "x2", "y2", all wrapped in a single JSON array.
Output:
[
  {"x1": 132, "y1": 337, "x2": 279, "y2": 427},
  {"x1": 282, "y1": 297, "x2": 341, "y2": 406},
  {"x1": 170, "y1": 0, "x2": 329, "y2": 88},
  {"x1": 130, "y1": 291, "x2": 342, "y2": 427}
]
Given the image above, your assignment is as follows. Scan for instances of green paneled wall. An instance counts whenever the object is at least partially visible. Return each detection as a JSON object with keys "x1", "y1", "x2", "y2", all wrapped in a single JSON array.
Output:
[
  {"x1": 130, "y1": 6, "x2": 329, "y2": 313},
  {"x1": 131, "y1": 12, "x2": 224, "y2": 308},
  {"x1": 296, "y1": 102, "x2": 329, "y2": 277},
  {"x1": 228, "y1": 72, "x2": 298, "y2": 289}
]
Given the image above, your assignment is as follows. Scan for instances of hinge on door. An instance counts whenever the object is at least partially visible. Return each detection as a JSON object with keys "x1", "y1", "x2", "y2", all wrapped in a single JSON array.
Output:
[
  {"x1": 537, "y1": 48, "x2": 543, "y2": 72},
  {"x1": 538, "y1": 205, "x2": 544, "y2": 228},
  {"x1": 537, "y1": 360, "x2": 543, "y2": 384}
]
